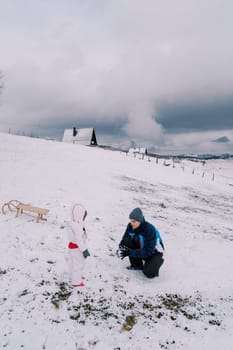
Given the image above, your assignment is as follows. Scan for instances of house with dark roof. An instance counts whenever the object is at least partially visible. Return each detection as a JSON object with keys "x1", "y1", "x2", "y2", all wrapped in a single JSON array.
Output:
[{"x1": 62, "y1": 127, "x2": 98, "y2": 146}]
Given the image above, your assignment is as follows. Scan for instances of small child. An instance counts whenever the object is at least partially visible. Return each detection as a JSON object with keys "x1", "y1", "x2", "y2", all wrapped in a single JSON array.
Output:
[{"x1": 67, "y1": 204, "x2": 90, "y2": 287}]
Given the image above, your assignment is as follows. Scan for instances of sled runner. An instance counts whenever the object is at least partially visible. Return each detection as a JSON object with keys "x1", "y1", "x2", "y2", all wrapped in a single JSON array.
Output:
[{"x1": 2, "y1": 199, "x2": 22, "y2": 214}]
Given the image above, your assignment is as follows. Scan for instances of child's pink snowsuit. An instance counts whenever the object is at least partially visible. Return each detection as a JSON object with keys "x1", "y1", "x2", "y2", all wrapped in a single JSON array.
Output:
[{"x1": 67, "y1": 204, "x2": 89, "y2": 287}]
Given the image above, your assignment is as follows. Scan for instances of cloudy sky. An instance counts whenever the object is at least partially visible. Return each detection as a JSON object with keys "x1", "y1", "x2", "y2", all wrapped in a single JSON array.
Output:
[{"x1": 0, "y1": 0, "x2": 233, "y2": 154}]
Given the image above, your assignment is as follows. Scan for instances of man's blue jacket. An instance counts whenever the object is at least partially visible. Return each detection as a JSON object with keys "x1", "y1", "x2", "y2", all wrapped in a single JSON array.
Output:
[{"x1": 119, "y1": 220, "x2": 163, "y2": 259}]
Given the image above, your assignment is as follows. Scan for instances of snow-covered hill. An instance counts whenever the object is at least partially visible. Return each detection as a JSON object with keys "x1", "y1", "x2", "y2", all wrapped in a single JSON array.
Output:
[{"x1": 0, "y1": 133, "x2": 233, "y2": 350}]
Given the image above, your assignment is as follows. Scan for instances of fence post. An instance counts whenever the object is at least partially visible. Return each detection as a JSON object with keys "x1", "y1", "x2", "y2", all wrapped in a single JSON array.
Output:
[{"x1": 212, "y1": 173, "x2": 215, "y2": 181}]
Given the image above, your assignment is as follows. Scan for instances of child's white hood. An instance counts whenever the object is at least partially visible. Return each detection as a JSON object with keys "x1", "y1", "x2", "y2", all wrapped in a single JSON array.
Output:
[{"x1": 70, "y1": 204, "x2": 86, "y2": 223}]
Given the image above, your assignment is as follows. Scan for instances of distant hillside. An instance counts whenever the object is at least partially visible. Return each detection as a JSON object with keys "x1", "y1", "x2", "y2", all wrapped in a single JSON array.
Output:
[{"x1": 176, "y1": 153, "x2": 233, "y2": 160}]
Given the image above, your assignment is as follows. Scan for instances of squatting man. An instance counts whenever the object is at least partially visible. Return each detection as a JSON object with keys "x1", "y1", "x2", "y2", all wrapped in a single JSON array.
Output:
[{"x1": 118, "y1": 207, "x2": 164, "y2": 278}]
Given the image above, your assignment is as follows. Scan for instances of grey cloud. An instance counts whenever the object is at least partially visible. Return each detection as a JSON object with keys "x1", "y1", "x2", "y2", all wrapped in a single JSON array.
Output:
[
  {"x1": 156, "y1": 97, "x2": 233, "y2": 133},
  {"x1": 212, "y1": 136, "x2": 230, "y2": 143},
  {"x1": 1, "y1": 0, "x2": 233, "y2": 153},
  {"x1": 39, "y1": 117, "x2": 127, "y2": 140}
]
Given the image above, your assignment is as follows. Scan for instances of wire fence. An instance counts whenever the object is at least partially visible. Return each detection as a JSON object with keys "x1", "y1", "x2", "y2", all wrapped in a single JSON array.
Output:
[{"x1": 125, "y1": 151, "x2": 233, "y2": 186}]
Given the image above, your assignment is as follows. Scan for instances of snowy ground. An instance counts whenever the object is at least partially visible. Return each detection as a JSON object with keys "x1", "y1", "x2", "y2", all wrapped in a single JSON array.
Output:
[{"x1": 0, "y1": 133, "x2": 233, "y2": 350}]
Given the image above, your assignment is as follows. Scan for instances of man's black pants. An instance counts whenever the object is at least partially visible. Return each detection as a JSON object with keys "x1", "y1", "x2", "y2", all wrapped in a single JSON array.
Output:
[{"x1": 123, "y1": 238, "x2": 164, "y2": 278}]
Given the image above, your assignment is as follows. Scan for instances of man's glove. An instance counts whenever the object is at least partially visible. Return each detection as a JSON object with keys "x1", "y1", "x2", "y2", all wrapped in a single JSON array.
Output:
[
  {"x1": 119, "y1": 245, "x2": 130, "y2": 259},
  {"x1": 82, "y1": 249, "x2": 90, "y2": 258}
]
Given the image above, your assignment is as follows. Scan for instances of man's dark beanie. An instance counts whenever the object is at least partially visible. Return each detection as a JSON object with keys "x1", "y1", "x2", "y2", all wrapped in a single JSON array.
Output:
[{"x1": 129, "y1": 207, "x2": 144, "y2": 223}]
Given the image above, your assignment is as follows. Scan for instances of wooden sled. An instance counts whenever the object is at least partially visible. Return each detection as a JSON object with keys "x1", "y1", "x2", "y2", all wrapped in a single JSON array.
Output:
[
  {"x1": 16, "y1": 204, "x2": 49, "y2": 223},
  {"x1": 2, "y1": 200, "x2": 49, "y2": 223}
]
